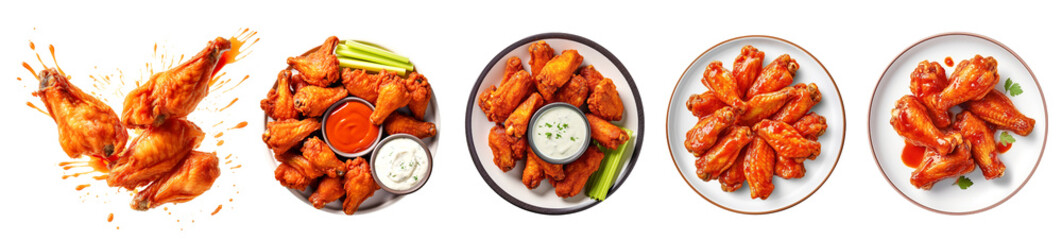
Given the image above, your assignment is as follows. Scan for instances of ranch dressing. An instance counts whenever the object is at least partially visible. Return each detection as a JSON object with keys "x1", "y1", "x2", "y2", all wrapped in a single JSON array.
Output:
[
  {"x1": 531, "y1": 106, "x2": 588, "y2": 159},
  {"x1": 374, "y1": 138, "x2": 428, "y2": 190}
]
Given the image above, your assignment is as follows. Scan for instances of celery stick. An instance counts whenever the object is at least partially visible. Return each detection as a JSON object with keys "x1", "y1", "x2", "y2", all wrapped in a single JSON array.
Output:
[
  {"x1": 585, "y1": 127, "x2": 634, "y2": 200},
  {"x1": 338, "y1": 57, "x2": 406, "y2": 76},
  {"x1": 336, "y1": 45, "x2": 415, "y2": 71},
  {"x1": 344, "y1": 40, "x2": 410, "y2": 64}
]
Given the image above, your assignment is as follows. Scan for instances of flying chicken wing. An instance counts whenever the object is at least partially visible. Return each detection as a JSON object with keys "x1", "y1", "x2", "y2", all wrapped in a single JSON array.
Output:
[
  {"x1": 131, "y1": 151, "x2": 219, "y2": 210},
  {"x1": 109, "y1": 119, "x2": 204, "y2": 189},
  {"x1": 122, "y1": 37, "x2": 230, "y2": 128},
  {"x1": 36, "y1": 68, "x2": 128, "y2": 159}
]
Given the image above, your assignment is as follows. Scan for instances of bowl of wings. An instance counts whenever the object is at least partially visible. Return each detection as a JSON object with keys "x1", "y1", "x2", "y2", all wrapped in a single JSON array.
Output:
[
  {"x1": 260, "y1": 36, "x2": 439, "y2": 215},
  {"x1": 466, "y1": 33, "x2": 644, "y2": 214},
  {"x1": 666, "y1": 35, "x2": 846, "y2": 214},
  {"x1": 869, "y1": 33, "x2": 1046, "y2": 214}
]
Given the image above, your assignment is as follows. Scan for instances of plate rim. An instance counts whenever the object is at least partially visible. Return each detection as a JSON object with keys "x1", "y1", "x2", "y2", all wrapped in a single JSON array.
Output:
[
  {"x1": 464, "y1": 32, "x2": 645, "y2": 215},
  {"x1": 867, "y1": 32, "x2": 1049, "y2": 215},
  {"x1": 665, "y1": 35, "x2": 847, "y2": 214}
]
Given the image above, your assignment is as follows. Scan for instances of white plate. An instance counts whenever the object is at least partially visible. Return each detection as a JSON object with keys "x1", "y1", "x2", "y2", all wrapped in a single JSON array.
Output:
[
  {"x1": 265, "y1": 41, "x2": 440, "y2": 214},
  {"x1": 666, "y1": 36, "x2": 846, "y2": 214},
  {"x1": 869, "y1": 33, "x2": 1046, "y2": 214},
  {"x1": 465, "y1": 33, "x2": 644, "y2": 214}
]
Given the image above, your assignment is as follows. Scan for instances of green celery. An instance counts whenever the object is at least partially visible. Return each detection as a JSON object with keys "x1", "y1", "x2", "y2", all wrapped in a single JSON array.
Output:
[
  {"x1": 585, "y1": 127, "x2": 634, "y2": 200},
  {"x1": 344, "y1": 40, "x2": 410, "y2": 64},
  {"x1": 338, "y1": 57, "x2": 407, "y2": 77},
  {"x1": 336, "y1": 45, "x2": 415, "y2": 71}
]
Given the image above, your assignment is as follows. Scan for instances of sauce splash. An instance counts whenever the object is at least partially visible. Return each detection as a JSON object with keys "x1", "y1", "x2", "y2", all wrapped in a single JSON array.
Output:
[{"x1": 901, "y1": 142, "x2": 926, "y2": 168}]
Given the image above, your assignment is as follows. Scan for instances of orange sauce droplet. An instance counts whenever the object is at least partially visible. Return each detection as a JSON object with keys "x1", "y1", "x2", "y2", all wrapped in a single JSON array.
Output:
[
  {"x1": 944, "y1": 56, "x2": 954, "y2": 67},
  {"x1": 76, "y1": 184, "x2": 90, "y2": 191},
  {"x1": 997, "y1": 142, "x2": 1012, "y2": 153},
  {"x1": 229, "y1": 198, "x2": 233, "y2": 202},
  {"x1": 211, "y1": 204, "x2": 223, "y2": 215},
  {"x1": 27, "y1": 102, "x2": 47, "y2": 115},
  {"x1": 225, "y1": 154, "x2": 232, "y2": 159},
  {"x1": 218, "y1": 98, "x2": 238, "y2": 112},
  {"x1": 16, "y1": 77, "x2": 21, "y2": 81},
  {"x1": 214, "y1": 132, "x2": 224, "y2": 138},
  {"x1": 230, "y1": 121, "x2": 248, "y2": 130},
  {"x1": 107, "y1": 213, "x2": 114, "y2": 222},
  {"x1": 29, "y1": 41, "x2": 35, "y2": 50},
  {"x1": 230, "y1": 164, "x2": 241, "y2": 169},
  {"x1": 22, "y1": 62, "x2": 38, "y2": 80},
  {"x1": 49, "y1": 44, "x2": 64, "y2": 76},
  {"x1": 901, "y1": 142, "x2": 926, "y2": 168},
  {"x1": 216, "y1": 140, "x2": 224, "y2": 146},
  {"x1": 93, "y1": 175, "x2": 108, "y2": 180}
]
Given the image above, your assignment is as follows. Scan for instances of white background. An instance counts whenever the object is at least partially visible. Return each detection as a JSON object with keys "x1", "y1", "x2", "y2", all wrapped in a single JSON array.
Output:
[{"x1": 0, "y1": 0, "x2": 1058, "y2": 239}]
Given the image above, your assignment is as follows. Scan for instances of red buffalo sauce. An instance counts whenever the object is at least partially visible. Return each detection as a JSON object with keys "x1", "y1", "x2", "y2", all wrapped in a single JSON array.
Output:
[
  {"x1": 944, "y1": 56, "x2": 954, "y2": 67},
  {"x1": 996, "y1": 142, "x2": 1012, "y2": 153},
  {"x1": 325, "y1": 101, "x2": 378, "y2": 153},
  {"x1": 901, "y1": 142, "x2": 926, "y2": 168}
]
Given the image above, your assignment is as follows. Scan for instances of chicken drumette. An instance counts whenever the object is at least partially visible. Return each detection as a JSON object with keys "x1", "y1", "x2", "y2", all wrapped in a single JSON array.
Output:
[
  {"x1": 36, "y1": 68, "x2": 128, "y2": 160},
  {"x1": 131, "y1": 151, "x2": 219, "y2": 210},
  {"x1": 122, "y1": 37, "x2": 231, "y2": 128},
  {"x1": 287, "y1": 36, "x2": 340, "y2": 87}
]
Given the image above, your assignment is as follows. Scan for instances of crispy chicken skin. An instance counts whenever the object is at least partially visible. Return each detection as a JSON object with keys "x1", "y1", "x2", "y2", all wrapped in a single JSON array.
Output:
[
  {"x1": 890, "y1": 95, "x2": 962, "y2": 154},
  {"x1": 754, "y1": 119, "x2": 820, "y2": 159},
  {"x1": 792, "y1": 112, "x2": 827, "y2": 141},
  {"x1": 587, "y1": 114, "x2": 630, "y2": 150},
  {"x1": 122, "y1": 37, "x2": 230, "y2": 128},
  {"x1": 502, "y1": 57, "x2": 524, "y2": 85},
  {"x1": 261, "y1": 70, "x2": 299, "y2": 120},
  {"x1": 301, "y1": 137, "x2": 347, "y2": 178},
  {"x1": 109, "y1": 119, "x2": 204, "y2": 189},
  {"x1": 739, "y1": 87, "x2": 792, "y2": 125},
  {"x1": 522, "y1": 149, "x2": 545, "y2": 189},
  {"x1": 771, "y1": 83, "x2": 821, "y2": 124},
  {"x1": 909, "y1": 61, "x2": 951, "y2": 127},
  {"x1": 955, "y1": 111, "x2": 1005, "y2": 180},
  {"x1": 695, "y1": 126, "x2": 753, "y2": 180},
  {"x1": 342, "y1": 157, "x2": 379, "y2": 215},
  {"x1": 504, "y1": 93, "x2": 544, "y2": 137},
  {"x1": 534, "y1": 50, "x2": 583, "y2": 100},
  {"x1": 733, "y1": 45, "x2": 765, "y2": 100},
  {"x1": 924, "y1": 55, "x2": 999, "y2": 124},
  {"x1": 293, "y1": 85, "x2": 347, "y2": 117},
  {"x1": 743, "y1": 137, "x2": 776, "y2": 199},
  {"x1": 276, "y1": 152, "x2": 322, "y2": 179},
  {"x1": 579, "y1": 65, "x2": 605, "y2": 90},
  {"x1": 910, "y1": 142, "x2": 974, "y2": 190},
  {"x1": 404, "y1": 72, "x2": 432, "y2": 120},
  {"x1": 340, "y1": 68, "x2": 386, "y2": 103},
  {"x1": 526, "y1": 146, "x2": 564, "y2": 185},
  {"x1": 370, "y1": 77, "x2": 410, "y2": 125},
  {"x1": 718, "y1": 148, "x2": 747, "y2": 192},
  {"x1": 550, "y1": 147, "x2": 604, "y2": 198},
  {"x1": 963, "y1": 89, "x2": 1035, "y2": 136},
  {"x1": 488, "y1": 125, "x2": 523, "y2": 172},
  {"x1": 309, "y1": 176, "x2": 345, "y2": 209},
  {"x1": 747, "y1": 54, "x2": 798, "y2": 98},
  {"x1": 550, "y1": 74, "x2": 590, "y2": 107},
  {"x1": 36, "y1": 68, "x2": 127, "y2": 159},
  {"x1": 131, "y1": 151, "x2": 219, "y2": 210},
  {"x1": 262, "y1": 118, "x2": 320, "y2": 155},
  {"x1": 384, "y1": 112, "x2": 437, "y2": 138},
  {"x1": 528, "y1": 41, "x2": 555, "y2": 77},
  {"x1": 774, "y1": 156, "x2": 806, "y2": 179},
  {"x1": 274, "y1": 155, "x2": 314, "y2": 190},
  {"x1": 686, "y1": 89, "x2": 728, "y2": 118},
  {"x1": 702, "y1": 61, "x2": 748, "y2": 113},
  {"x1": 287, "y1": 36, "x2": 340, "y2": 87},
  {"x1": 587, "y1": 78, "x2": 625, "y2": 121},
  {"x1": 685, "y1": 107, "x2": 737, "y2": 156},
  {"x1": 480, "y1": 70, "x2": 535, "y2": 123}
]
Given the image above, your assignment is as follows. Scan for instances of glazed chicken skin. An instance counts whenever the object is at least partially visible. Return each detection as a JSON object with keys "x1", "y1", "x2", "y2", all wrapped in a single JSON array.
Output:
[
  {"x1": 587, "y1": 78, "x2": 625, "y2": 121},
  {"x1": 309, "y1": 176, "x2": 345, "y2": 209},
  {"x1": 891, "y1": 95, "x2": 963, "y2": 154},
  {"x1": 686, "y1": 89, "x2": 727, "y2": 118},
  {"x1": 122, "y1": 37, "x2": 231, "y2": 128},
  {"x1": 578, "y1": 65, "x2": 605, "y2": 90},
  {"x1": 261, "y1": 70, "x2": 299, "y2": 120},
  {"x1": 743, "y1": 137, "x2": 776, "y2": 199},
  {"x1": 550, "y1": 74, "x2": 590, "y2": 107},
  {"x1": 954, "y1": 111, "x2": 1005, "y2": 180},
  {"x1": 480, "y1": 70, "x2": 535, "y2": 123},
  {"x1": 301, "y1": 137, "x2": 347, "y2": 178},
  {"x1": 534, "y1": 50, "x2": 583, "y2": 100},
  {"x1": 550, "y1": 147, "x2": 604, "y2": 198},
  {"x1": 109, "y1": 119, "x2": 204, "y2": 189},
  {"x1": 262, "y1": 118, "x2": 321, "y2": 155},
  {"x1": 342, "y1": 157, "x2": 379, "y2": 215},
  {"x1": 774, "y1": 156, "x2": 806, "y2": 179},
  {"x1": 910, "y1": 142, "x2": 974, "y2": 190},
  {"x1": 909, "y1": 61, "x2": 951, "y2": 127},
  {"x1": 523, "y1": 147, "x2": 565, "y2": 189},
  {"x1": 403, "y1": 72, "x2": 433, "y2": 120},
  {"x1": 528, "y1": 41, "x2": 555, "y2": 77},
  {"x1": 792, "y1": 112, "x2": 828, "y2": 141},
  {"x1": 702, "y1": 61, "x2": 748, "y2": 113},
  {"x1": 340, "y1": 68, "x2": 391, "y2": 103},
  {"x1": 587, "y1": 114, "x2": 630, "y2": 150},
  {"x1": 36, "y1": 68, "x2": 128, "y2": 159},
  {"x1": 718, "y1": 148, "x2": 747, "y2": 192},
  {"x1": 293, "y1": 85, "x2": 347, "y2": 117},
  {"x1": 131, "y1": 151, "x2": 219, "y2": 210},
  {"x1": 685, "y1": 107, "x2": 737, "y2": 156},
  {"x1": 924, "y1": 55, "x2": 999, "y2": 124},
  {"x1": 384, "y1": 113, "x2": 437, "y2": 139},
  {"x1": 771, "y1": 83, "x2": 821, "y2": 124},
  {"x1": 287, "y1": 36, "x2": 340, "y2": 87},
  {"x1": 370, "y1": 77, "x2": 411, "y2": 125},
  {"x1": 695, "y1": 126, "x2": 753, "y2": 180},
  {"x1": 733, "y1": 45, "x2": 765, "y2": 100},
  {"x1": 274, "y1": 154, "x2": 314, "y2": 190},
  {"x1": 504, "y1": 93, "x2": 544, "y2": 137},
  {"x1": 754, "y1": 119, "x2": 820, "y2": 159},
  {"x1": 963, "y1": 89, "x2": 1035, "y2": 136},
  {"x1": 488, "y1": 125, "x2": 526, "y2": 172},
  {"x1": 738, "y1": 87, "x2": 792, "y2": 125},
  {"x1": 747, "y1": 54, "x2": 799, "y2": 98}
]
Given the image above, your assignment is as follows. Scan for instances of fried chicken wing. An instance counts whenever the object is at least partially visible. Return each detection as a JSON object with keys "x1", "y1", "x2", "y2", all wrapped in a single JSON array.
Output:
[
  {"x1": 488, "y1": 125, "x2": 522, "y2": 172},
  {"x1": 504, "y1": 93, "x2": 544, "y2": 137},
  {"x1": 131, "y1": 151, "x2": 219, "y2": 210},
  {"x1": 909, "y1": 61, "x2": 951, "y2": 127},
  {"x1": 910, "y1": 142, "x2": 974, "y2": 190},
  {"x1": 384, "y1": 112, "x2": 436, "y2": 138},
  {"x1": 695, "y1": 126, "x2": 753, "y2": 180},
  {"x1": 342, "y1": 157, "x2": 379, "y2": 215},
  {"x1": 309, "y1": 176, "x2": 345, "y2": 209},
  {"x1": 792, "y1": 112, "x2": 827, "y2": 141},
  {"x1": 293, "y1": 85, "x2": 347, "y2": 117},
  {"x1": 702, "y1": 61, "x2": 748, "y2": 113},
  {"x1": 480, "y1": 70, "x2": 534, "y2": 122},
  {"x1": 534, "y1": 50, "x2": 583, "y2": 100},
  {"x1": 925, "y1": 55, "x2": 999, "y2": 123},
  {"x1": 301, "y1": 137, "x2": 347, "y2": 178},
  {"x1": 261, "y1": 70, "x2": 299, "y2": 120},
  {"x1": 370, "y1": 77, "x2": 410, "y2": 125},
  {"x1": 108, "y1": 119, "x2": 204, "y2": 189},
  {"x1": 743, "y1": 137, "x2": 776, "y2": 199},
  {"x1": 523, "y1": 141, "x2": 567, "y2": 190},
  {"x1": 963, "y1": 89, "x2": 1035, "y2": 136},
  {"x1": 747, "y1": 54, "x2": 799, "y2": 98},
  {"x1": 340, "y1": 68, "x2": 384, "y2": 103},
  {"x1": 274, "y1": 155, "x2": 315, "y2": 190},
  {"x1": 774, "y1": 156, "x2": 806, "y2": 179},
  {"x1": 771, "y1": 83, "x2": 821, "y2": 124},
  {"x1": 890, "y1": 95, "x2": 962, "y2": 154},
  {"x1": 550, "y1": 74, "x2": 590, "y2": 107},
  {"x1": 551, "y1": 147, "x2": 604, "y2": 198},
  {"x1": 35, "y1": 68, "x2": 127, "y2": 159},
  {"x1": 587, "y1": 78, "x2": 625, "y2": 121},
  {"x1": 262, "y1": 118, "x2": 321, "y2": 155},
  {"x1": 528, "y1": 41, "x2": 555, "y2": 77},
  {"x1": 587, "y1": 114, "x2": 630, "y2": 150},
  {"x1": 579, "y1": 65, "x2": 605, "y2": 89},
  {"x1": 502, "y1": 57, "x2": 524, "y2": 85},
  {"x1": 287, "y1": 36, "x2": 340, "y2": 87},
  {"x1": 404, "y1": 72, "x2": 432, "y2": 120},
  {"x1": 733, "y1": 45, "x2": 765, "y2": 100},
  {"x1": 685, "y1": 107, "x2": 737, "y2": 156},
  {"x1": 754, "y1": 119, "x2": 820, "y2": 159},
  {"x1": 955, "y1": 111, "x2": 1005, "y2": 180},
  {"x1": 739, "y1": 87, "x2": 792, "y2": 125},
  {"x1": 686, "y1": 89, "x2": 728, "y2": 118},
  {"x1": 122, "y1": 37, "x2": 230, "y2": 128},
  {"x1": 718, "y1": 148, "x2": 747, "y2": 192}
]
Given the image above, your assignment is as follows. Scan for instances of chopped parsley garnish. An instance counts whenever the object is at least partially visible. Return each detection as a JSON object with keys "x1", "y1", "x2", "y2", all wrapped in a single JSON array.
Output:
[
  {"x1": 1004, "y1": 78, "x2": 1023, "y2": 96},
  {"x1": 413, "y1": 176, "x2": 418, "y2": 181},
  {"x1": 570, "y1": 137, "x2": 576, "y2": 141},
  {"x1": 999, "y1": 131, "x2": 1016, "y2": 145},
  {"x1": 955, "y1": 175, "x2": 973, "y2": 190},
  {"x1": 545, "y1": 132, "x2": 552, "y2": 138},
  {"x1": 545, "y1": 123, "x2": 553, "y2": 128}
]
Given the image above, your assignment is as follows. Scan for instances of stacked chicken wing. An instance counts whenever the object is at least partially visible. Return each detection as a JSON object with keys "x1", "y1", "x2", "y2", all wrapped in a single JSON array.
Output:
[
  {"x1": 683, "y1": 45, "x2": 827, "y2": 200},
  {"x1": 890, "y1": 55, "x2": 1034, "y2": 190},
  {"x1": 479, "y1": 41, "x2": 629, "y2": 198},
  {"x1": 261, "y1": 36, "x2": 436, "y2": 214}
]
